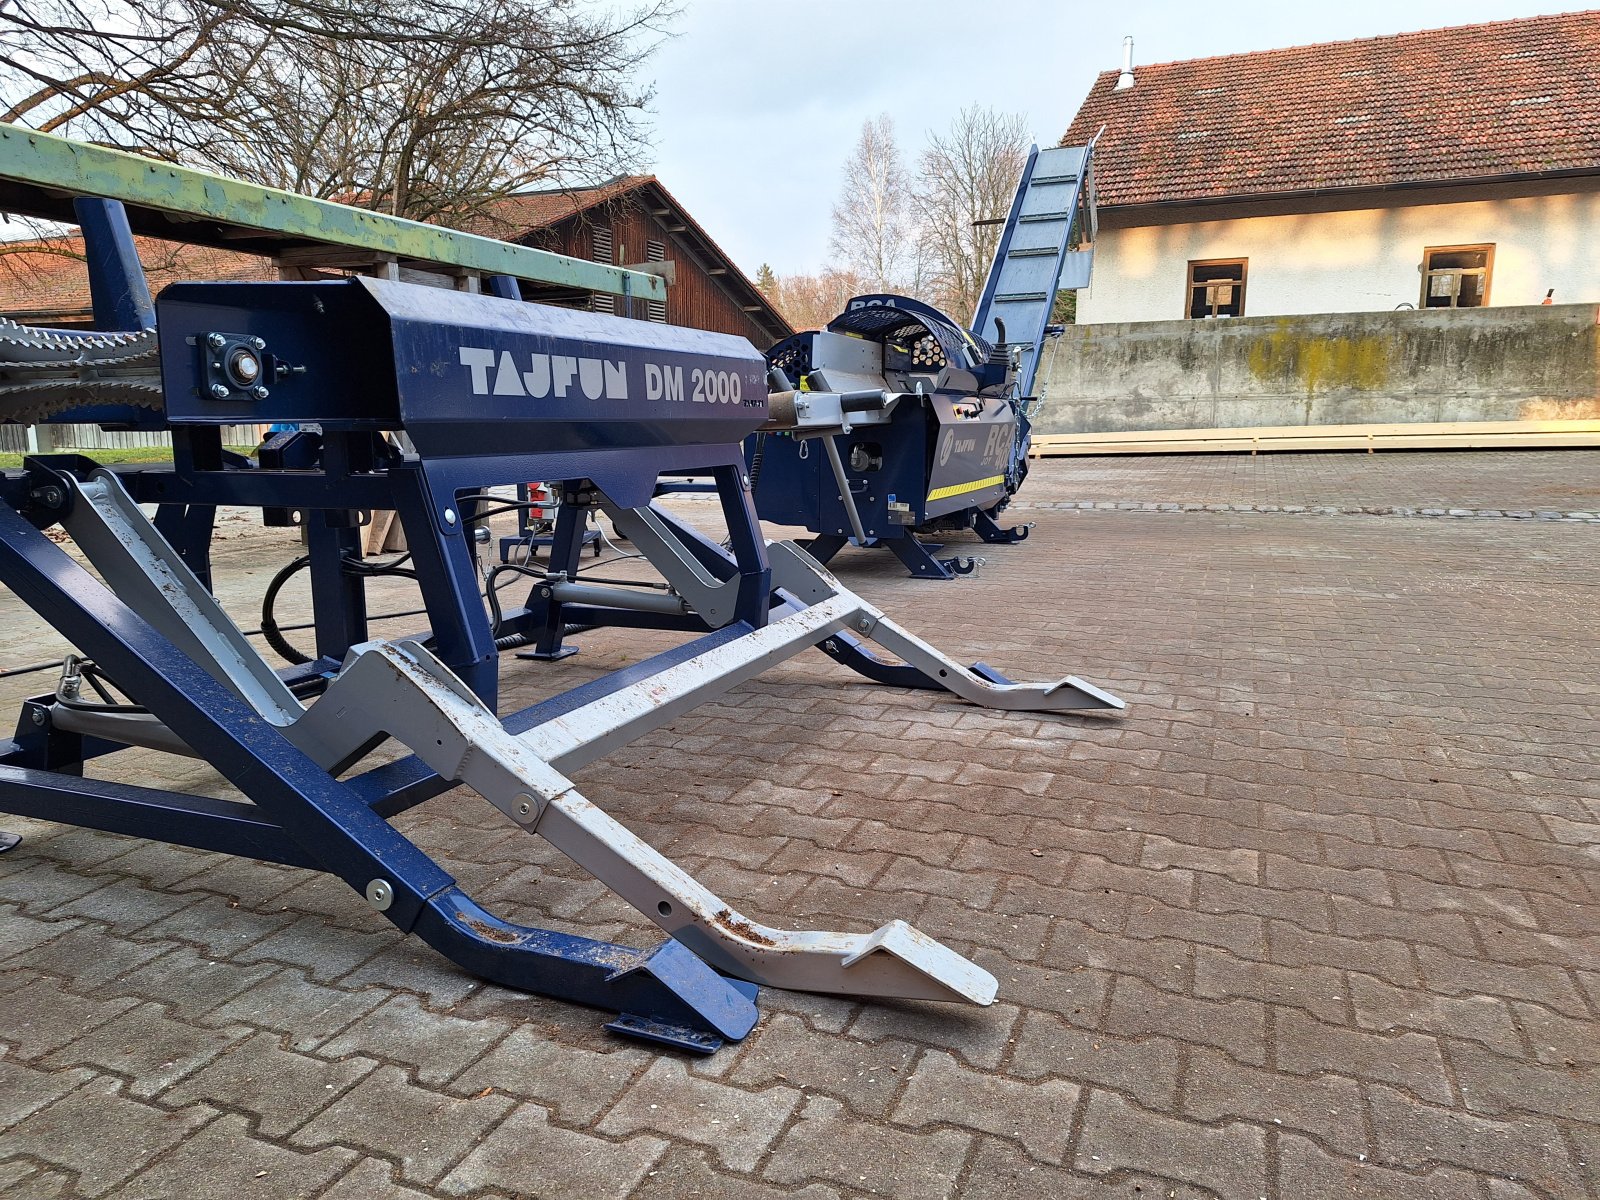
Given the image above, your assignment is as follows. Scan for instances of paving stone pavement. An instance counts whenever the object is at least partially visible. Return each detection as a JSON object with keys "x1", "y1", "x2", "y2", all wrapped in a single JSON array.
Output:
[{"x1": 0, "y1": 451, "x2": 1596, "y2": 1199}]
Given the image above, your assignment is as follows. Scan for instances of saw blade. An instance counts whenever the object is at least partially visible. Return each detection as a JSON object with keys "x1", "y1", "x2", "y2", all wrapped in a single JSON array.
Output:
[{"x1": 0, "y1": 317, "x2": 161, "y2": 423}]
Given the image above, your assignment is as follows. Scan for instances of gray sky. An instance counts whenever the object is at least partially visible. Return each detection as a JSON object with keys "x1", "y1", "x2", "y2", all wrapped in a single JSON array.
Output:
[{"x1": 640, "y1": 1, "x2": 1596, "y2": 278}]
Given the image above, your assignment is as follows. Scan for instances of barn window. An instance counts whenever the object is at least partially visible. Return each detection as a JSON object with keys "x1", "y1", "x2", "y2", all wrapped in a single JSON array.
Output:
[
  {"x1": 590, "y1": 226, "x2": 615, "y2": 315},
  {"x1": 645, "y1": 240, "x2": 668, "y2": 322},
  {"x1": 1186, "y1": 259, "x2": 1246, "y2": 319},
  {"x1": 1421, "y1": 245, "x2": 1493, "y2": 308}
]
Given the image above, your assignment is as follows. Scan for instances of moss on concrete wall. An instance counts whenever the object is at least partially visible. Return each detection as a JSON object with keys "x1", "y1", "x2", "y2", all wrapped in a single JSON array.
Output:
[{"x1": 1036, "y1": 303, "x2": 1600, "y2": 434}]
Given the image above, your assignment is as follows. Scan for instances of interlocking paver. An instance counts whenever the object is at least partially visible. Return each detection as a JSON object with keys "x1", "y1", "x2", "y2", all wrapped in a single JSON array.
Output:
[
  {"x1": 203, "y1": 967, "x2": 386, "y2": 1050},
  {"x1": 596, "y1": 1056, "x2": 801, "y2": 1172},
  {"x1": 728, "y1": 1011, "x2": 917, "y2": 1118},
  {"x1": 42, "y1": 1000, "x2": 246, "y2": 1096},
  {"x1": 120, "y1": 1112, "x2": 358, "y2": 1200},
  {"x1": 1, "y1": 451, "x2": 1595, "y2": 1199},
  {"x1": 1010, "y1": 1013, "x2": 1181, "y2": 1110},
  {"x1": 1276, "y1": 1008, "x2": 1454, "y2": 1104},
  {"x1": 0, "y1": 1059, "x2": 93, "y2": 1128},
  {"x1": 316, "y1": 994, "x2": 508, "y2": 1086},
  {"x1": 1367, "y1": 1083, "x2": 1585, "y2": 1196},
  {"x1": 765, "y1": 1094, "x2": 973, "y2": 1197},
  {"x1": 630, "y1": 1144, "x2": 843, "y2": 1200},
  {"x1": 162, "y1": 1030, "x2": 378, "y2": 1139},
  {"x1": 439, "y1": 1102, "x2": 666, "y2": 1199},
  {"x1": 1073, "y1": 1089, "x2": 1268, "y2": 1197},
  {"x1": 448, "y1": 1025, "x2": 646, "y2": 1123},
  {"x1": 0, "y1": 1075, "x2": 214, "y2": 1197},
  {"x1": 1183, "y1": 1047, "x2": 1368, "y2": 1155},
  {"x1": 290, "y1": 1064, "x2": 515, "y2": 1184},
  {"x1": 1, "y1": 975, "x2": 139, "y2": 1060},
  {"x1": 1278, "y1": 1130, "x2": 1491, "y2": 1199},
  {"x1": 893, "y1": 1049, "x2": 1080, "y2": 1163}
]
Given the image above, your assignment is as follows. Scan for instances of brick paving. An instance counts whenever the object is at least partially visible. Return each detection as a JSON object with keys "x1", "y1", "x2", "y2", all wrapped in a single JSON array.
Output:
[{"x1": 0, "y1": 451, "x2": 1596, "y2": 1199}]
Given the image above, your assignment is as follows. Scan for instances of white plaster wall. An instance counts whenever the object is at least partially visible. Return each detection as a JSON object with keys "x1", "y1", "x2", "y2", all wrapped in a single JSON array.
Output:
[{"x1": 1075, "y1": 190, "x2": 1600, "y2": 324}]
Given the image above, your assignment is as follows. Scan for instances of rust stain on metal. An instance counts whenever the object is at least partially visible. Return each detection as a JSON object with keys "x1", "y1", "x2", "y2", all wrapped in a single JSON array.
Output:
[
  {"x1": 713, "y1": 908, "x2": 775, "y2": 947},
  {"x1": 461, "y1": 914, "x2": 518, "y2": 944}
]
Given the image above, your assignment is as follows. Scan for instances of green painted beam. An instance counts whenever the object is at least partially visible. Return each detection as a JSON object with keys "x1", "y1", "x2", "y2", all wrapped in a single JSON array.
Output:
[{"x1": 0, "y1": 123, "x2": 664, "y2": 301}]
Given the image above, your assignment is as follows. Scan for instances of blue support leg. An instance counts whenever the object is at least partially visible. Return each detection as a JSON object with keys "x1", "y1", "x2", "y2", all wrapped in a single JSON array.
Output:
[{"x1": 0, "y1": 504, "x2": 757, "y2": 1049}]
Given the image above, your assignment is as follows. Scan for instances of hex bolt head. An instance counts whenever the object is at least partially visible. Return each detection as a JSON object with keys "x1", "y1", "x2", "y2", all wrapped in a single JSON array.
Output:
[
  {"x1": 251, "y1": 336, "x2": 266, "y2": 350},
  {"x1": 856, "y1": 617, "x2": 871, "y2": 632},
  {"x1": 205, "y1": 332, "x2": 226, "y2": 349},
  {"x1": 251, "y1": 385, "x2": 270, "y2": 400},
  {"x1": 208, "y1": 383, "x2": 231, "y2": 400},
  {"x1": 365, "y1": 878, "x2": 394, "y2": 911},
  {"x1": 30, "y1": 708, "x2": 45, "y2": 727}
]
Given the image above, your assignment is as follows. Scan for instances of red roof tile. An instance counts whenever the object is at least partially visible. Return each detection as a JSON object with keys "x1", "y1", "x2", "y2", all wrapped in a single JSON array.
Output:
[
  {"x1": 0, "y1": 234, "x2": 274, "y2": 320},
  {"x1": 1064, "y1": 11, "x2": 1600, "y2": 208}
]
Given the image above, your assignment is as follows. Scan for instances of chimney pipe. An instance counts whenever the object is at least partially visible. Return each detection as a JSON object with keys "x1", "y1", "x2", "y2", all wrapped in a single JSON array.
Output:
[{"x1": 1115, "y1": 36, "x2": 1135, "y2": 91}]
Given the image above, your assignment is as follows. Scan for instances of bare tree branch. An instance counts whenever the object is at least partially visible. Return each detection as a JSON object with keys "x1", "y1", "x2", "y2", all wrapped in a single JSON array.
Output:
[
  {"x1": 911, "y1": 105, "x2": 1028, "y2": 323},
  {"x1": 1, "y1": 0, "x2": 677, "y2": 224}
]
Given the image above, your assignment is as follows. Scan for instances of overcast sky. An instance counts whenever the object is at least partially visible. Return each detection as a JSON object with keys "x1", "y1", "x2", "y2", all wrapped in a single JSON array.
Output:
[{"x1": 639, "y1": 1, "x2": 1596, "y2": 278}]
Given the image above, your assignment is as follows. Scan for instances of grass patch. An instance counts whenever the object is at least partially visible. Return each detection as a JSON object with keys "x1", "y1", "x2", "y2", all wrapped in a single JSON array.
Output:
[{"x1": 0, "y1": 445, "x2": 256, "y2": 469}]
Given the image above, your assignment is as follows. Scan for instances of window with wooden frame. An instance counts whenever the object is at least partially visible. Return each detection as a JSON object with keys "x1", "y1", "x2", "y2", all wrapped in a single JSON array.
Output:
[
  {"x1": 1186, "y1": 259, "x2": 1247, "y2": 319},
  {"x1": 590, "y1": 226, "x2": 615, "y2": 315},
  {"x1": 1421, "y1": 244, "x2": 1493, "y2": 309}
]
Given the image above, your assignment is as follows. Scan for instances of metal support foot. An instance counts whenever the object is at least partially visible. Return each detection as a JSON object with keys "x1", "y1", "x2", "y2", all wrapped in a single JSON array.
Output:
[
  {"x1": 974, "y1": 507, "x2": 1033, "y2": 544},
  {"x1": 887, "y1": 533, "x2": 960, "y2": 580}
]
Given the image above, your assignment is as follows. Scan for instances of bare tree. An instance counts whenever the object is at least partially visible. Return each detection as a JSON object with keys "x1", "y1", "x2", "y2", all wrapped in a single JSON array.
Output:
[
  {"x1": 771, "y1": 266, "x2": 867, "y2": 334},
  {"x1": 911, "y1": 106, "x2": 1028, "y2": 322},
  {"x1": 829, "y1": 114, "x2": 912, "y2": 292},
  {"x1": 0, "y1": 0, "x2": 674, "y2": 225}
]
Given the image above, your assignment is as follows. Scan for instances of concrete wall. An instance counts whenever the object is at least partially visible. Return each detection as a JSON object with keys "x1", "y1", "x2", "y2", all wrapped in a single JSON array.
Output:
[
  {"x1": 1034, "y1": 303, "x2": 1600, "y2": 435},
  {"x1": 1076, "y1": 179, "x2": 1600, "y2": 325}
]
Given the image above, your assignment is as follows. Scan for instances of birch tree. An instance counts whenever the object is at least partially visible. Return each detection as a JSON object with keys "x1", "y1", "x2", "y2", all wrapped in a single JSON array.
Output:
[{"x1": 829, "y1": 114, "x2": 912, "y2": 291}]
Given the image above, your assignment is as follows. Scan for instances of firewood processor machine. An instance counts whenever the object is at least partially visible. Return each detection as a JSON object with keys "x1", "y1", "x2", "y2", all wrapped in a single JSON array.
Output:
[
  {"x1": 0, "y1": 125, "x2": 1122, "y2": 1052},
  {"x1": 748, "y1": 139, "x2": 1100, "y2": 579}
]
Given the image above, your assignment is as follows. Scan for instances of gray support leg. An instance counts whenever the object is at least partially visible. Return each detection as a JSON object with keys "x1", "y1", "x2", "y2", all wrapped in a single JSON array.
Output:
[{"x1": 292, "y1": 638, "x2": 998, "y2": 1006}]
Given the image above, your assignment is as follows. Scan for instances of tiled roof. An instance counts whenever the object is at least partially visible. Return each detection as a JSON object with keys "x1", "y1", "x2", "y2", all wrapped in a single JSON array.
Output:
[
  {"x1": 464, "y1": 176, "x2": 654, "y2": 241},
  {"x1": 0, "y1": 235, "x2": 274, "y2": 320},
  {"x1": 1064, "y1": 11, "x2": 1600, "y2": 208}
]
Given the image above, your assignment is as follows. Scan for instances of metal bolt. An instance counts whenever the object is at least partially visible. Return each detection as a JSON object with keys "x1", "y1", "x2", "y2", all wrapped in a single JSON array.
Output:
[
  {"x1": 856, "y1": 617, "x2": 871, "y2": 632},
  {"x1": 208, "y1": 383, "x2": 230, "y2": 400},
  {"x1": 741, "y1": 474, "x2": 751, "y2": 489},
  {"x1": 443, "y1": 508, "x2": 457, "y2": 526},
  {"x1": 515, "y1": 793, "x2": 535, "y2": 820},
  {"x1": 205, "y1": 332, "x2": 225, "y2": 349},
  {"x1": 30, "y1": 708, "x2": 45, "y2": 727},
  {"x1": 250, "y1": 385, "x2": 270, "y2": 400},
  {"x1": 251, "y1": 336, "x2": 266, "y2": 350},
  {"x1": 365, "y1": 878, "x2": 394, "y2": 911}
]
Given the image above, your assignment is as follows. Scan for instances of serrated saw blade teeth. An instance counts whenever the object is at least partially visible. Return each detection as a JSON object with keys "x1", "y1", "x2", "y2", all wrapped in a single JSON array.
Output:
[{"x1": 0, "y1": 318, "x2": 161, "y2": 422}]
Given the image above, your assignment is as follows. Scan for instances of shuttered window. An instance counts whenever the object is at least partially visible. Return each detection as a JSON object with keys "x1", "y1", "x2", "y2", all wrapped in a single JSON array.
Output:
[
  {"x1": 590, "y1": 226, "x2": 614, "y2": 315},
  {"x1": 646, "y1": 240, "x2": 667, "y2": 323}
]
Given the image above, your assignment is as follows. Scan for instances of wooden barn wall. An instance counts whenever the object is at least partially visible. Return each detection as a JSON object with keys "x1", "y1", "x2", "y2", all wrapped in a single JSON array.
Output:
[{"x1": 528, "y1": 199, "x2": 777, "y2": 349}]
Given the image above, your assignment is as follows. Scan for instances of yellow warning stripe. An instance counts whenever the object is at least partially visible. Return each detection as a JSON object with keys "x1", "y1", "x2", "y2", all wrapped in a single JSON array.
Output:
[{"x1": 927, "y1": 474, "x2": 1005, "y2": 503}]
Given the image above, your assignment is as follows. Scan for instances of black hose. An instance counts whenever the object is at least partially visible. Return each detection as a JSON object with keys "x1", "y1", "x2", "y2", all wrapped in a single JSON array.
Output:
[{"x1": 260, "y1": 554, "x2": 313, "y2": 664}]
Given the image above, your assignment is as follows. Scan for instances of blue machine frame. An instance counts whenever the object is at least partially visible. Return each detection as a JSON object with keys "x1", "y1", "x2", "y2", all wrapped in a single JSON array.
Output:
[{"x1": 0, "y1": 189, "x2": 1122, "y2": 1052}]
